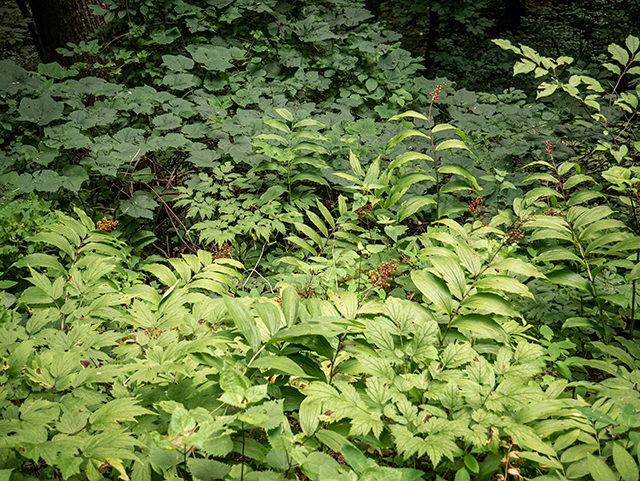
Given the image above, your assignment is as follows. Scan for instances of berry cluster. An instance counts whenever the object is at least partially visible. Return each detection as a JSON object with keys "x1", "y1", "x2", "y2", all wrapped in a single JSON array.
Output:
[
  {"x1": 543, "y1": 139, "x2": 554, "y2": 155},
  {"x1": 506, "y1": 221, "x2": 525, "y2": 243},
  {"x1": 467, "y1": 194, "x2": 488, "y2": 225},
  {"x1": 212, "y1": 242, "x2": 232, "y2": 259},
  {"x1": 430, "y1": 82, "x2": 446, "y2": 101},
  {"x1": 369, "y1": 260, "x2": 399, "y2": 288},
  {"x1": 544, "y1": 207, "x2": 563, "y2": 216},
  {"x1": 96, "y1": 216, "x2": 119, "y2": 232},
  {"x1": 355, "y1": 203, "x2": 374, "y2": 220}
]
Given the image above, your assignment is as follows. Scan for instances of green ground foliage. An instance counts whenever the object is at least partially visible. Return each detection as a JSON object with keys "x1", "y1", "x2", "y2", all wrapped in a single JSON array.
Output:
[{"x1": 0, "y1": 1, "x2": 639, "y2": 480}]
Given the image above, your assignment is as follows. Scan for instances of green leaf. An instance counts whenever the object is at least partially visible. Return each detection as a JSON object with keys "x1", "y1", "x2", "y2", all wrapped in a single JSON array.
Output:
[
  {"x1": 187, "y1": 459, "x2": 232, "y2": 481},
  {"x1": 450, "y1": 314, "x2": 509, "y2": 343},
  {"x1": 342, "y1": 444, "x2": 373, "y2": 474},
  {"x1": 120, "y1": 191, "x2": 158, "y2": 219},
  {"x1": 397, "y1": 195, "x2": 436, "y2": 222},
  {"x1": 474, "y1": 276, "x2": 534, "y2": 299},
  {"x1": 626, "y1": 35, "x2": 639, "y2": 54},
  {"x1": 609, "y1": 43, "x2": 630, "y2": 66},
  {"x1": 455, "y1": 467, "x2": 470, "y2": 481},
  {"x1": 430, "y1": 256, "x2": 467, "y2": 300},
  {"x1": 439, "y1": 164, "x2": 481, "y2": 191},
  {"x1": 463, "y1": 454, "x2": 479, "y2": 474},
  {"x1": 411, "y1": 270, "x2": 453, "y2": 315},
  {"x1": 253, "y1": 301, "x2": 283, "y2": 337},
  {"x1": 545, "y1": 270, "x2": 591, "y2": 291},
  {"x1": 251, "y1": 356, "x2": 313, "y2": 378},
  {"x1": 89, "y1": 398, "x2": 154, "y2": 429},
  {"x1": 328, "y1": 290, "x2": 358, "y2": 319},
  {"x1": 613, "y1": 441, "x2": 638, "y2": 481},
  {"x1": 461, "y1": 293, "x2": 521, "y2": 318},
  {"x1": 223, "y1": 296, "x2": 261, "y2": 351},
  {"x1": 435, "y1": 139, "x2": 469, "y2": 152},
  {"x1": 587, "y1": 454, "x2": 616, "y2": 481},
  {"x1": 299, "y1": 399, "x2": 321, "y2": 436},
  {"x1": 281, "y1": 285, "x2": 299, "y2": 328},
  {"x1": 19, "y1": 96, "x2": 64, "y2": 125}
]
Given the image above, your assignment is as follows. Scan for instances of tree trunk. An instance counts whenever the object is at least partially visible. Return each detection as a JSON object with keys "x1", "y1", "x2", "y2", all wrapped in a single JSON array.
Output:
[{"x1": 25, "y1": 0, "x2": 106, "y2": 66}]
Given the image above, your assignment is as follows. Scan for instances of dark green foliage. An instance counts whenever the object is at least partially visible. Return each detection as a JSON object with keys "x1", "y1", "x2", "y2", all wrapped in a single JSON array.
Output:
[{"x1": 1, "y1": 1, "x2": 640, "y2": 480}]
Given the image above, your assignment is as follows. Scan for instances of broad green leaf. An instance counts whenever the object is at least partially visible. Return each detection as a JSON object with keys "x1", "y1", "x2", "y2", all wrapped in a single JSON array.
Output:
[
  {"x1": 587, "y1": 454, "x2": 616, "y2": 481},
  {"x1": 251, "y1": 356, "x2": 312, "y2": 378},
  {"x1": 187, "y1": 459, "x2": 231, "y2": 481},
  {"x1": 316, "y1": 199, "x2": 335, "y2": 229},
  {"x1": 430, "y1": 256, "x2": 467, "y2": 300},
  {"x1": 253, "y1": 301, "x2": 283, "y2": 337},
  {"x1": 143, "y1": 263, "x2": 178, "y2": 287},
  {"x1": 439, "y1": 164, "x2": 481, "y2": 191},
  {"x1": 461, "y1": 293, "x2": 521, "y2": 318},
  {"x1": 613, "y1": 441, "x2": 638, "y2": 481},
  {"x1": 274, "y1": 108, "x2": 294, "y2": 122},
  {"x1": 299, "y1": 399, "x2": 321, "y2": 436},
  {"x1": 492, "y1": 257, "x2": 546, "y2": 279},
  {"x1": 397, "y1": 195, "x2": 436, "y2": 222},
  {"x1": 537, "y1": 247, "x2": 583, "y2": 264},
  {"x1": 18, "y1": 96, "x2": 64, "y2": 125},
  {"x1": 281, "y1": 285, "x2": 299, "y2": 328},
  {"x1": 474, "y1": 276, "x2": 534, "y2": 299},
  {"x1": 386, "y1": 129, "x2": 430, "y2": 149},
  {"x1": 435, "y1": 139, "x2": 469, "y2": 152},
  {"x1": 450, "y1": 314, "x2": 509, "y2": 343},
  {"x1": 411, "y1": 270, "x2": 454, "y2": 315},
  {"x1": 328, "y1": 290, "x2": 358, "y2": 319},
  {"x1": 223, "y1": 296, "x2": 261, "y2": 351},
  {"x1": 545, "y1": 270, "x2": 591, "y2": 291},
  {"x1": 516, "y1": 452, "x2": 563, "y2": 470},
  {"x1": 609, "y1": 43, "x2": 630, "y2": 66},
  {"x1": 625, "y1": 35, "x2": 639, "y2": 53}
]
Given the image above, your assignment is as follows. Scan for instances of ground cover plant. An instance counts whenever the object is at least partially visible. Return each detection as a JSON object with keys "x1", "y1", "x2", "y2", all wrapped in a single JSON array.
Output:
[{"x1": 0, "y1": 1, "x2": 639, "y2": 480}]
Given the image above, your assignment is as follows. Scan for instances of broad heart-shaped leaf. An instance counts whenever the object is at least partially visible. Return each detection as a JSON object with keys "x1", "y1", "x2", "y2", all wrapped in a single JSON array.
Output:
[
  {"x1": 612, "y1": 441, "x2": 638, "y2": 481},
  {"x1": 411, "y1": 269, "x2": 454, "y2": 315},
  {"x1": 474, "y1": 276, "x2": 534, "y2": 299},
  {"x1": 187, "y1": 45, "x2": 233, "y2": 71},
  {"x1": 18, "y1": 96, "x2": 64, "y2": 125},
  {"x1": 439, "y1": 164, "x2": 481, "y2": 191},
  {"x1": 223, "y1": 296, "x2": 261, "y2": 351},
  {"x1": 162, "y1": 54, "x2": 194, "y2": 71},
  {"x1": 587, "y1": 454, "x2": 616, "y2": 481},
  {"x1": 251, "y1": 355, "x2": 314, "y2": 378},
  {"x1": 120, "y1": 191, "x2": 158, "y2": 219},
  {"x1": 450, "y1": 314, "x2": 509, "y2": 343}
]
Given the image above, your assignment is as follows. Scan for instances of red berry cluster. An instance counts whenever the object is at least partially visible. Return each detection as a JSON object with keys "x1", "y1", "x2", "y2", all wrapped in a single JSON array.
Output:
[
  {"x1": 430, "y1": 82, "x2": 446, "y2": 101},
  {"x1": 506, "y1": 221, "x2": 524, "y2": 244},
  {"x1": 543, "y1": 139, "x2": 554, "y2": 155},
  {"x1": 544, "y1": 207, "x2": 563, "y2": 216},
  {"x1": 369, "y1": 260, "x2": 399, "y2": 288},
  {"x1": 467, "y1": 193, "x2": 488, "y2": 225},
  {"x1": 355, "y1": 203, "x2": 374, "y2": 220}
]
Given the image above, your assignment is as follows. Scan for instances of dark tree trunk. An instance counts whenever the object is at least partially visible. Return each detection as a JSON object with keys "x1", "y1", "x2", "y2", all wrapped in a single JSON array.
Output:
[
  {"x1": 25, "y1": 0, "x2": 106, "y2": 66},
  {"x1": 365, "y1": 0, "x2": 382, "y2": 18}
]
